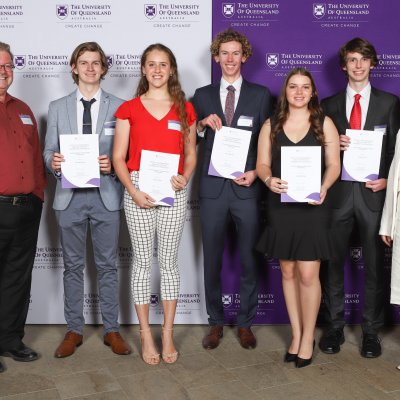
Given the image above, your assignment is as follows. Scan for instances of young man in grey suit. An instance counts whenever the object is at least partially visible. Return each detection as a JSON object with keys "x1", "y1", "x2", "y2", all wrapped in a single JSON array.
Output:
[
  {"x1": 193, "y1": 29, "x2": 272, "y2": 350},
  {"x1": 320, "y1": 37, "x2": 400, "y2": 358},
  {"x1": 43, "y1": 42, "x2": 131, "y2": 358}
]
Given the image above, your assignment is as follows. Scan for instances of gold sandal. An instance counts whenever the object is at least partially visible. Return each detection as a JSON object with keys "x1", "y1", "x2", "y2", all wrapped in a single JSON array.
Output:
[
  {"x1": 161, "y1": 326, "x2": 179, "y2": 364},
  {"x1": 139, "y1": 328, "x2": 160, "y2": 365}
]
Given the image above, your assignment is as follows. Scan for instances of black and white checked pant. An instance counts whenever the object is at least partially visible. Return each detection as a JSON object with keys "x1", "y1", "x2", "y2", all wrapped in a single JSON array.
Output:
[{"x1": 124, "y1": 171, "x2": 187, "y2": 304}]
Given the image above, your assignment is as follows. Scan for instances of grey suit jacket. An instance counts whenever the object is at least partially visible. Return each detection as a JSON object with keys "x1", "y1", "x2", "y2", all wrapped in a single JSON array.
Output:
[{"x1": 43, "y1": 89, "x2": 124, "y2": 211}]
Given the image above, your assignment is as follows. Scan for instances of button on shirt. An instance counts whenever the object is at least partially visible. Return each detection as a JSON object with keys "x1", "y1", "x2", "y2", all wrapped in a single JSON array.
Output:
[
  {"x1": 76, "y1": 88, "x2": 101, "y2": 134},
  {"x1": 346, "y1": 83, "x2": 371, "y2": 130},
  {"x1": 0, "y1": 93, "x2": 46, "y2": 200}
]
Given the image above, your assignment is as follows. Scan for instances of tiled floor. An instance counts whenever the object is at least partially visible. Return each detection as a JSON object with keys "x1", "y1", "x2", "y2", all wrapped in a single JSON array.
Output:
[{"x1": 0, "y1": 325, "x2": 400, "y2": 399}]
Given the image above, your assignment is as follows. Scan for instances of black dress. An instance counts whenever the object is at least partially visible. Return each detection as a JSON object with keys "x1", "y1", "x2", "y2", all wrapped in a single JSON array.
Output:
[{"x1": 256, "y1": 125, "x2": 333, "y2": 261}]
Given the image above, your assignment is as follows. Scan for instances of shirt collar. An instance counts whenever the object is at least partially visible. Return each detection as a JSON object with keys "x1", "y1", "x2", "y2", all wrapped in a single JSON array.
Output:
[
  {"x1": 2, "y1": 92, "x2": 15, "y2": 105},
  {"x1": 76, "y1": 87, "x2": 102, "y2": 102},
  {"x1": 220, "y1": 76, "x2": 243, "y2": 92},
  {"x1": 346, "y1": 82, "x2": 371, "y2": 99}
]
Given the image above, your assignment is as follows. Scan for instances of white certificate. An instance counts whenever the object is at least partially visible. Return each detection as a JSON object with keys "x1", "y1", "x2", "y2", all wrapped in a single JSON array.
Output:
[
  {"x1": 208, "y1": 126, "x2": 252, "y2": 179},
  {"x1": 59, "y1": 134, "x2": 100, "y2": 189},
  {"x1": 341, "y1": 129, "x2": 384, "y2": 182},
  {"x1": 281, "y1": 146, "x2": 321, "y2": 203},
  {"x1": 138, "y1": 150, "x2": 179, "y2": 207}
]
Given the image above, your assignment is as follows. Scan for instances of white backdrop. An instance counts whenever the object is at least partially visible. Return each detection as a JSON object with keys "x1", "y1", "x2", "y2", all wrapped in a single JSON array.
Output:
[{"x1": 1, "y1": 0, "x2": 211, "y2": 324}]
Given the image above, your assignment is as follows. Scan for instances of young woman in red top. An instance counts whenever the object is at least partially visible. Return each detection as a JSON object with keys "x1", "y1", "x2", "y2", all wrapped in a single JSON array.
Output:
[{"x1": 113, "y1": 44, "x2": 196, "y2": 365}]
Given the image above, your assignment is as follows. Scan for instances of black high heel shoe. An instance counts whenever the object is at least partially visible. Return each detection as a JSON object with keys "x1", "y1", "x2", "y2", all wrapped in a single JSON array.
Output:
[
  {"x1": 295, "y1": 340, "x2": 315, "y2": 368},
  {"x1": 284, "y1": 352, "x2": 297, "y2": 363}
]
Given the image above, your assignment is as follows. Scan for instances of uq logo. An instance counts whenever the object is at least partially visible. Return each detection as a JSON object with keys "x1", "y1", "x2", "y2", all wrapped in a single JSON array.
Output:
[
  {"x1": 14, "y1": 55, "x2": 25, "y2": 70},
  {"x1": 56, "y1": 4, "x2": 69, "y2": 19},
  {"x1": 150, "y1": 293, "x2": 159, "y2": 306},
  {"x1": 222, "y1": 294, "x2": 233, "y2": 308},
  {"x1": 222, "y1": 3, "x2": 235, "y2": 18},
  {"x1": 350, "y1": 247, "x2": 362, "y2": 262},
  {"x1": 107, "y1": 55, "x2": 114, "y2": 68},
  {"x1": 144, "y1": 4, "x2": 157, "y2": 19},
  {"x1": 266, "y1": 53, "x2": 279, "y2": 69},
  {"x1": 313, "y1": 3, "x2": 326, "y2": 19}
]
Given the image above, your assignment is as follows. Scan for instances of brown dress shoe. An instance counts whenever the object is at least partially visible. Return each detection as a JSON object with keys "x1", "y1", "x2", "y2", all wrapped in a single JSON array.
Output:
[
  {"x1": 238, "y1": 327, "x2": 256, "y2": 349},
  {"x1": 202, "y1": 325, "x2": 223, "y2": 350},
  {"x1": 104, "y1": 332, "x2": 132, "y2": 355},
  {"x1": 55, "y1": 332, "x2": 83, "y2": 358}
]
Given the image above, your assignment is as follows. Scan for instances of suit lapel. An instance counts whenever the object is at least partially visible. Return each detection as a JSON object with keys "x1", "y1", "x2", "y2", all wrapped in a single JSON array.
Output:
[
  {"x1": 96, "y1": 90, "x2": 109, "y2": 136},
  {"x1": 364, "y1": 87, "x2": 378, "y2": 130},
  {"x1": 67, "y1": 92, "x2": 78, "y2": 133},
  {"x1": 210, "y1": 83, "x2": 225, "y2": 125},
  {"x1": 337, "y1": 91, "x2": 349, "y2": 132},
  {"x1": 232, "y1": 79, "x2": 248, "y2": 126}
]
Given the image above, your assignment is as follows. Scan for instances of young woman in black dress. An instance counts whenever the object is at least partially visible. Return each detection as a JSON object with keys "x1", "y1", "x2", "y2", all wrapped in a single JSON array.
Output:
[{"x1": 256, "y1": 68, "x2": 340, "y2": 367}]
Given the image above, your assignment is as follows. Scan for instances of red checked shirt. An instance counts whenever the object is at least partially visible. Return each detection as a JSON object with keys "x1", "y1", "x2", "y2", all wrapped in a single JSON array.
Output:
[{"x1": 0, "y1": 93, "x2": 46, "y2": 200}]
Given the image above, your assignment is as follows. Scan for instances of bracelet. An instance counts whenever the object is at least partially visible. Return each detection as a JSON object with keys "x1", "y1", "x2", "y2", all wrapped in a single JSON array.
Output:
[{"x1": 263, "y1": 176, "x2": 271, "y2": 185}]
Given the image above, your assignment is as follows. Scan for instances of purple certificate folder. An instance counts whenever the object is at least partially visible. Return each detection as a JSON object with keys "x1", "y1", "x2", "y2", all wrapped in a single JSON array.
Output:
[
  {"x1": 208, "y1": 126, "x2": 251, "y2": 179},
  {"x1": 280, "y1": 146, "x2": 321, "y2": 203},
  {"x1": 341, "y1": 129, "x2": 383, "y2": 182},
  {"x1": 59, "y1": 134, "x2": 100, "y2": 189}
]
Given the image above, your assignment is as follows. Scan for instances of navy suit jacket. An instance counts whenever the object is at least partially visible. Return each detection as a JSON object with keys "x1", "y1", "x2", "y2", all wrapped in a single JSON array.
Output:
[
  {"x1": 193, "y1": 79, "x2": 272, "y2": 200},
  {"x1": 322, "y1": 87, "x2": 400, "y2": 211}
]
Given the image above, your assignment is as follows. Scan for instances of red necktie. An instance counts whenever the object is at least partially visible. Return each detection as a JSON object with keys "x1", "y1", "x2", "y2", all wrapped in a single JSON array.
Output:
[
  {"x1": 224, "y1": 85, "x2": 235, "y2": 127},
  {"x1": 349, "y1": 93, "x2": 361, "y2": 130}
]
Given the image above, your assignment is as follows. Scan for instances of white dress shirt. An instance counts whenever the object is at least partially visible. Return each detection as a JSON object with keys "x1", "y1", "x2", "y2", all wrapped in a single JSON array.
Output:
[
  {"x1": 220, "y1": 76, "x2": 243, "y2": 112},
  {"x1": 76, "y1": 88, "x2": 101, "y2": 135},
  {"x1": 346, "y1": 83, "x2": 371, "y2": 130}
]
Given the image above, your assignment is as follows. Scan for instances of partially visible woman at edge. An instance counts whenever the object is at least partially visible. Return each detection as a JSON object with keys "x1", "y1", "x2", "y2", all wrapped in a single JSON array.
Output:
[
  {"x1": 379, "y1": 130, "x2": 400, "y2": 371},
  {"x1": 256, "y1": 68, "x2": 340, "y2": 368},
  {"x1": 112, "y1": 43, "x2": 196, "y2": 365}
]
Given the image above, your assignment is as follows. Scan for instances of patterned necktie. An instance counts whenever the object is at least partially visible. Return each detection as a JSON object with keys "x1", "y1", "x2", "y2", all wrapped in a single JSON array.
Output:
[
  {"x1": 224, "y1": 85, "x2": 236, "y2": 127},
  {"x1": 81, "y1": 98, "x2": 96, "y2": 134},
  {"x1": 349, "y1": 93, "x2": 361, "y2": 130}
]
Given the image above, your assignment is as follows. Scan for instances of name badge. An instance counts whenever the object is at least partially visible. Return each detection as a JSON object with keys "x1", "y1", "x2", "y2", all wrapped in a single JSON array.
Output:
[
  {"x1": 104, "y1": 120, "x2": 116, "y2": 135},
  {"x1": 168, "y1": 120, "x2": 181, "y2": 132},
  {"x1": 20, "y1": 114, "x2": 33, "y2": 125},
  {"x1": 374, "y1": 125, "x2": 387, "y2": 134},
  {"x1": 237, "y1": 115, "x2": 253, "y2": 127}
]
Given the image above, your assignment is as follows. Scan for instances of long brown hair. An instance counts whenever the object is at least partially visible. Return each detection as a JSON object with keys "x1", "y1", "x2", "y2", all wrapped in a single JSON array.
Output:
[
  {"x1": 136, "y1": 43, "x2": 189, "y2": 138},
  {"x1": 271, "y1": 68, "x2": 324, "y2": 144}
]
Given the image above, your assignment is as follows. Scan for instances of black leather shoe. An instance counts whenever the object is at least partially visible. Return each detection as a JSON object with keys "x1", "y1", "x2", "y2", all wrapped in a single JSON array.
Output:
[
  {"x1": 296, "y1": 356, "x2": 312, "y2": 368},
  {"x1": 361, "y1": 334, "x2": 381, "y2": 358},
  {"x1": 0, "y1": 360, "x2": 5, "y2": 373},
  {"x1": 295, "y1": 340, "x2": 315, "y2": 368},
  {"x1": 1, "y1": 344, "x2": 39, "y2": 362},
  {"x1": 319, "y1": 329, "x2": 344, "y2": 354},
  {"x1": 284, "y1": 352, "x2": 297, "y2": 363}
]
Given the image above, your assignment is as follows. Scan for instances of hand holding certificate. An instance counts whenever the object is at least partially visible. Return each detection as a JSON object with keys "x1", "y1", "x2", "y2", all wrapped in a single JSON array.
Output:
[
  {"x1": 59, "y1": 134, "x2": 100, "y2": 189},
  {"x1": 341, "y1": 129, "x2": 384, "y2": 182},
  {"x1": 138, "y1": 150, "x2": 179, "y2": 207},
  {"x1": 281, "y1": 146, "x2": 321, "y2": 203},
  {"x1": 208, "y1": 126, "x2": 251, "y2": 179}
]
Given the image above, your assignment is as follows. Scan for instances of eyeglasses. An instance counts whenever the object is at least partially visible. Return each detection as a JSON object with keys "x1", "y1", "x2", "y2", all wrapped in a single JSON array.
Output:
[{"x1": 0, "y1": 64, "x2": 15, "y2": 72}]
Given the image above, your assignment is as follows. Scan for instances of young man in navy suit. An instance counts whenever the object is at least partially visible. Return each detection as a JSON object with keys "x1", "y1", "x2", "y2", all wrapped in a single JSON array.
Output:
[
  {"x1": 320, "y1": 37, "x2": 400, "y2": 358},
  {"x1": 193, "y1": 29, "x2": 272, "y2": 349},
  {"x1": 44, "y1": 42, "x2": 131, "y2": 358}
]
